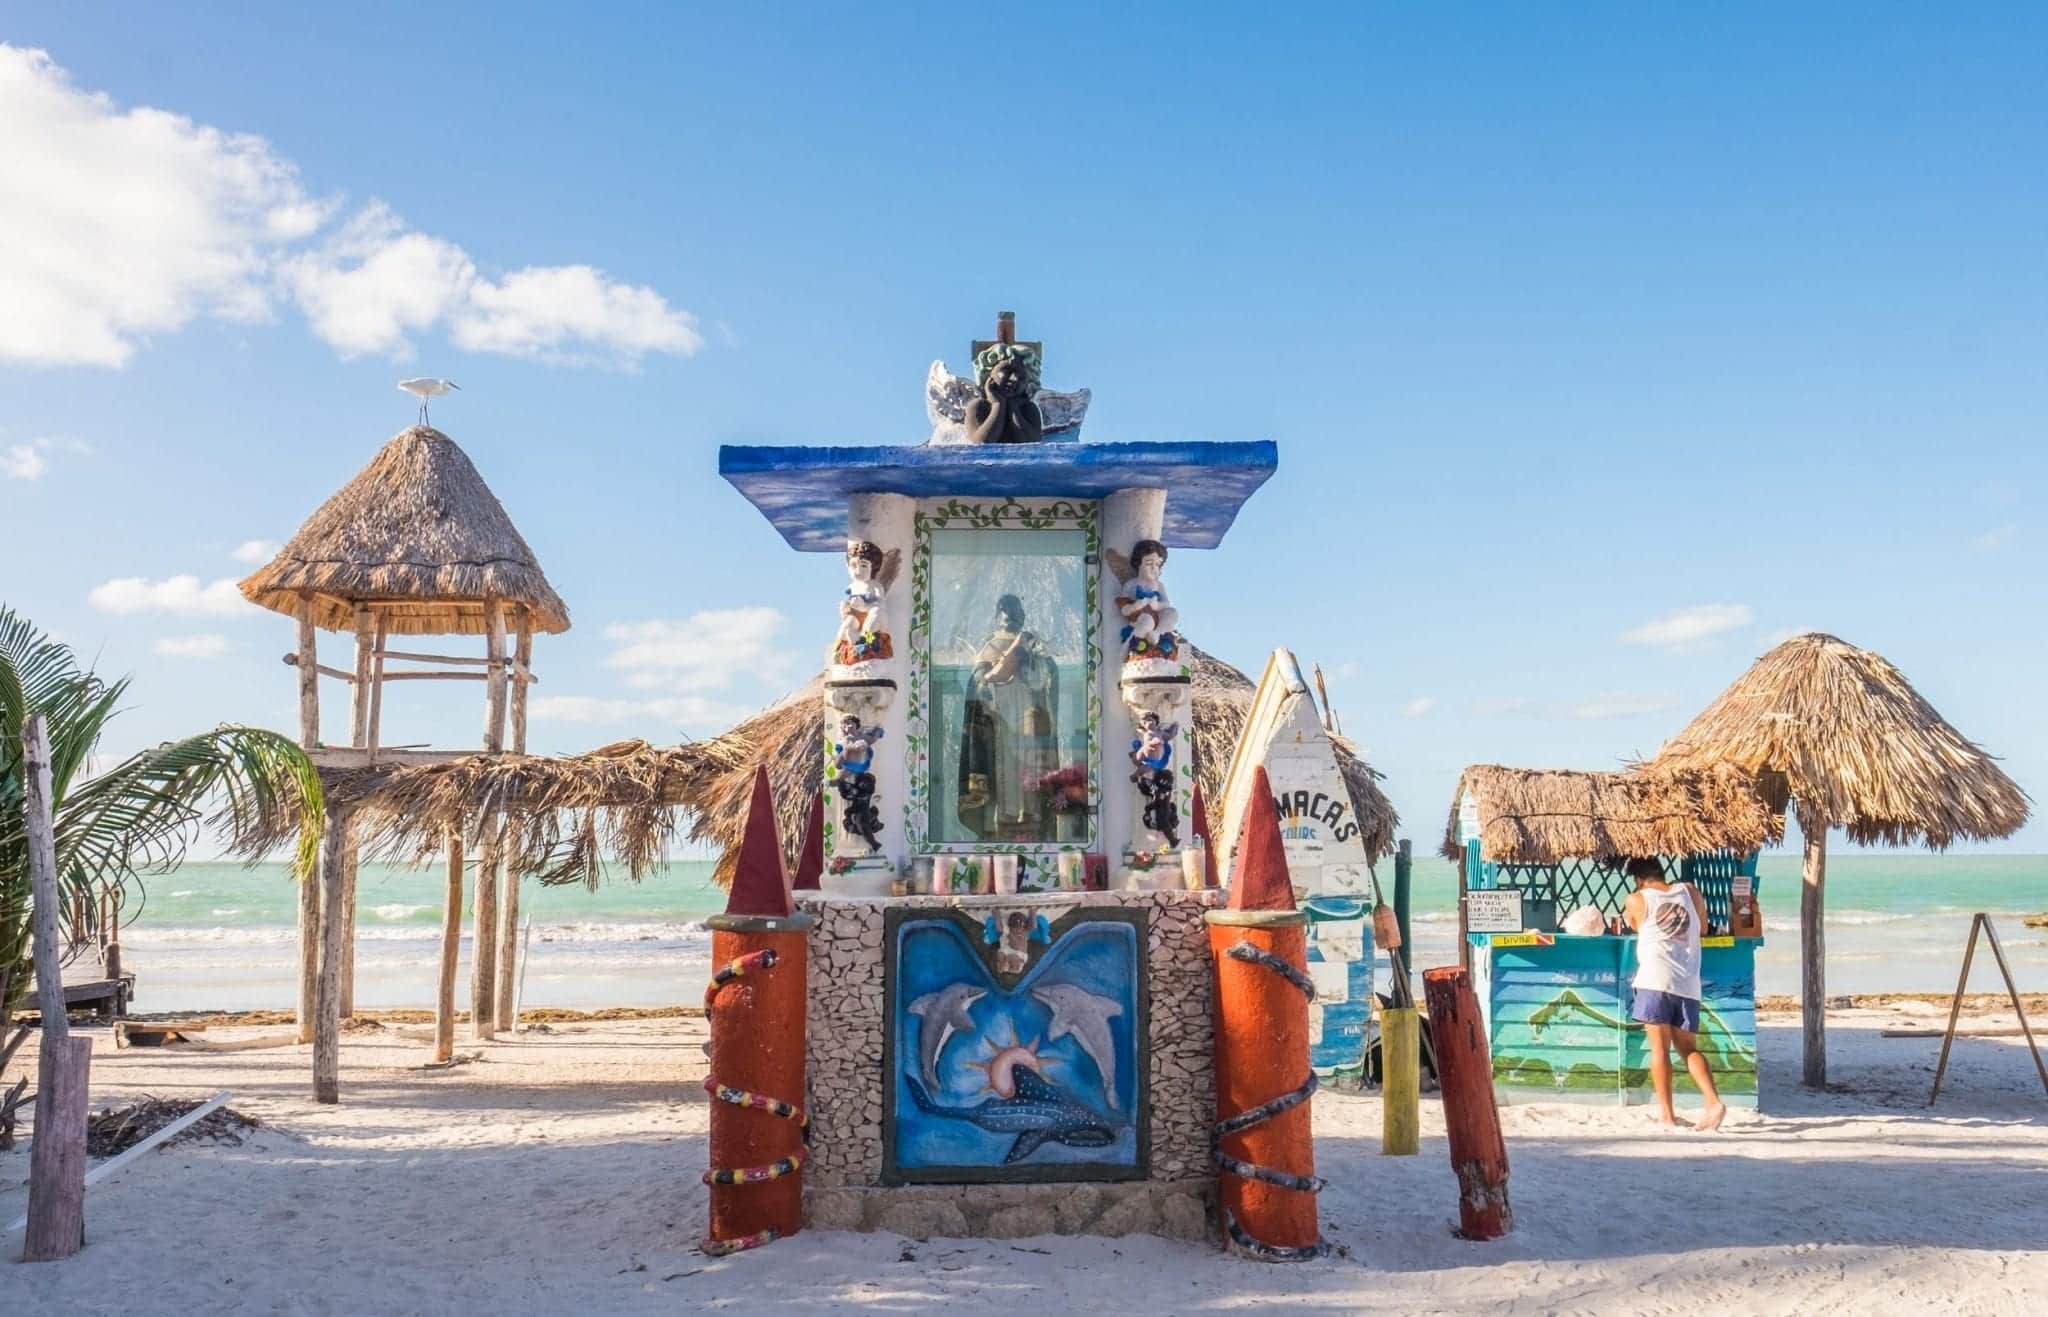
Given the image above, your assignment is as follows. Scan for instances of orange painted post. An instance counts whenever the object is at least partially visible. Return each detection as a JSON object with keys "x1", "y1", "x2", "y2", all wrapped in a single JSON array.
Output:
[
  {"x1": 703, "y1": 767, "x2": 815, "y2": 1255},
  {"x1": 1422, "y1": 965, "x2": 1512, "y2": 1240},
  {"x1": 1205, "y1": 766, "x2": 1327, "y2": 1260}
]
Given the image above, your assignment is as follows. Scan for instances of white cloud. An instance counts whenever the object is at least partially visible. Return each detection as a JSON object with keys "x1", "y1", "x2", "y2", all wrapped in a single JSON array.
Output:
[
  {"x1": 153, "y1": 633, "x2": 231, "y2": 659},
  {"x1": 88, "y1": 575, "x2": 256, "y2": 618},
  {"x1": 1620, "y1": 604, "x2": 1754, "y2": 653},
  {"x1": 1401, "y1": 696, "x2": 1436, "y2": 719},
  {"x1": 230, "y1": 538, "x2": 280, "y2": 564},
  {"x1": 454, "y1": 265, "x2": 703, "y2": 366},
  {"x1": 0, "y1": 45, "x2": 321, "y2": 367},
  {"x1": 1564, "y1": 692, "x2": 1679, "y2": 721},
  {"x1": 0, "y1": 46, "x2": 704, "y2": 370},
  {"x1": 604, "y1": 608, "x2": 790, "y2": 691},
  {"x1": 1971, "y1": 524, "x2": 2017, "y2": 553},
  {"x1": 4, "y1": 441, "x2": 48, "y2": 480},
  {"x1": 283, "y1": 203, "x2": 474, "y2": 359},
  {"x1": 1471, "y1": 697, "x2": 1533, "y2": 717}
]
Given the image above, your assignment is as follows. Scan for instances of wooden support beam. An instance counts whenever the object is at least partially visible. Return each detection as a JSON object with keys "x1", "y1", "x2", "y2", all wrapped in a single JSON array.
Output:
[
  {"x1": 496, "y1": 621, "x2": 533, "y2": 1025},
  {"x1": 295, "y1": 839, "x2": 319, "y2": 1045},
  {"x1": 375, "y1": 649, "x2": 493, "y2": 666},
  {"x1": 295, "y1": 608, "x2": 320, "y2": 748},
  {"x1": 378, "y1": 671, "x2": 488, "y2": 682},
  {"x1": 365, "y1": 615, "x2": 389, "y2": 760},
  {"x1": 483, "y1": 602, "x2": 508, "y2": 755},
  {"x1": 282, "y1": 654, "x2": 358, "y2": 683},
  {"x1": 23, "y1": 715, "x2": 92, "y2": 1262},
  {"x1": 312, "y1": 806, "x2": 351, "y2": 1104},
  {"x1": 337, "y1": 817, "x2": 359, "y2": 1019},
  {"x1": 435, "y1": 829, "x2": 464, "y2": 1065},
  {"x1": 350, "y1": 610, "x2": 375, "y2": 748},
  {"x1": 471, "y1": 817, "x2": 501, "y2": 1041}
]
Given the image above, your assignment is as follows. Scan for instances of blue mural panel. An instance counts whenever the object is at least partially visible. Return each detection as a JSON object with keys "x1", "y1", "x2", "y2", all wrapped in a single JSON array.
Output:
[{"x1": 882, "y1": 907, "x2": 1148, "y2": 1183}]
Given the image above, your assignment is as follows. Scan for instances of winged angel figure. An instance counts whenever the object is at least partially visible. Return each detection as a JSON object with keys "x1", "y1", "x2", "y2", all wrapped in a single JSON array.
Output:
[
  {"x1": 926, "y1": 360, "x2": 1092, "y2": 445},
  {"x1": 1104, "y1": 539, "x2": 1179, "y2": 662},
  {"x1": 833, "y1": 539, "x2": 902, "y2": 665}
]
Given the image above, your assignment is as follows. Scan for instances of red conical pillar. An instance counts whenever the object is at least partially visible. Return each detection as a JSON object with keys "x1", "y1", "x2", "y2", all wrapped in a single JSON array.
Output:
[
  {"x1": 1191, "y1": 783, "x2": 1220, "y2": 888},
  {"x1": 703, "y1": 767, "x2": 814, "y2": 1254},
  {"x1": 791, "y1": 790, "x2": 824, "y2": 893},
  {"x1": 1205, "y1": 767, "x2": 1326, "y2": 1260}
]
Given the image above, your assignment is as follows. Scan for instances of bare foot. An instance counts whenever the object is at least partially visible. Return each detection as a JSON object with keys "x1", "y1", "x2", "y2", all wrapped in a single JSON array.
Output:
[
  {"x1": 1696, "y1": 1101, "x2": 1727, "y2": 1132},
  {"x1": 1657, "y1": 1114, "x2": 1690, "y2": 1130}
]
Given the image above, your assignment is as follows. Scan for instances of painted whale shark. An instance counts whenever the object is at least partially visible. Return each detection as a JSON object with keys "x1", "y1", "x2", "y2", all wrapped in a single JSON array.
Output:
[{"x1": 904, "y1": 1066, "x2": 1118, "y2": 1165}]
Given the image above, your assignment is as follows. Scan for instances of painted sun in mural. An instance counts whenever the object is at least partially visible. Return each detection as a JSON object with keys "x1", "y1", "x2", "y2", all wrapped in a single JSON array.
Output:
[{"x1": 969, "y1": 1022, "x2": 1050, "y2": 1098}]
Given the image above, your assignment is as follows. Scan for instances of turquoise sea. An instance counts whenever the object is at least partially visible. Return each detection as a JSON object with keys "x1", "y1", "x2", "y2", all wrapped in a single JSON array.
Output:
[{"x1": 115, "y1": 853, "x2": 2048, "y2": 1012}]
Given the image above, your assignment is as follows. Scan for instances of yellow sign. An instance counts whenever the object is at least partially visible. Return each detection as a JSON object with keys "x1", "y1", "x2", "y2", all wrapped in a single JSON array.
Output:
[
  {"x1": 1701, "y1": 935, "x2": 1735, "y2": 949},
  {"x1": 1490, "y1": 932, "x2": 1555, "y2": 948}
]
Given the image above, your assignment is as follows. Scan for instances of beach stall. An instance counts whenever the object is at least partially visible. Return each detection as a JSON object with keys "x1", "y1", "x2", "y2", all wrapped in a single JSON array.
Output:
[
  {"x1": 704, "y1": 314, "x2": 1350, "y2": 1250},
  {"x1": 1445, "y1": 764, "x2": 1781, "y2": 1108}
]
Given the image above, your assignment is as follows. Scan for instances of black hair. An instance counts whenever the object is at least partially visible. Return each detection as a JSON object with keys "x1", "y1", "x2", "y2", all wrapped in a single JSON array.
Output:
[
  {"x1": 846, "y1": 540, "x2": 884, "y2": 571},
  {"x1": 1626, "y1": 856, "x2": 1665, "y2": 880},
  {"x1": 1130, "y1": 538, "x2": 1168, "y2": 569},
  {"x1": 996, "y1": 594, "x2": 1025, "y2": 628}
]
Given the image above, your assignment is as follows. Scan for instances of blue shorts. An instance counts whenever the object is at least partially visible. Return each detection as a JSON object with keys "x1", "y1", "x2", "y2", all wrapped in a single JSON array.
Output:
[{"x1": 1631, "y1": 989, "x2": 1700, "y2": 1031}]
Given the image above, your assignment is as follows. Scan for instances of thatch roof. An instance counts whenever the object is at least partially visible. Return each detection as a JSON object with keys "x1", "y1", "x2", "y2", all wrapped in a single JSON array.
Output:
[
  {"x1": 1651, "y1": 633, "x2": 2029, "y2": 847},
  {"x1": 239, "y1": 425, "x2": 570, "y2": 635},
  {"x1": 304, "y1": 641, "x2": 1398, "y2": 888},
  {"x1": 1442, "y1": 763, "x2": 1782, "y2": 865}
]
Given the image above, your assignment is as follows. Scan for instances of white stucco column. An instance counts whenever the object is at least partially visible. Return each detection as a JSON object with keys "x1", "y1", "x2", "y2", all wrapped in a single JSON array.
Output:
[{"x1": 822, "y1": 491, "x2": 914, "y2": 890}]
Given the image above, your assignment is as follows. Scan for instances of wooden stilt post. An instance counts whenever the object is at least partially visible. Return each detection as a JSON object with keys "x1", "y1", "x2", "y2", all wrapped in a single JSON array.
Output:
[
  {"x1": 312, "y1": 805, "x2": 352, "y2": 1104},
  {"x1": 495, "y1": 620, "x2": 531, "y2": 1028},
  {"x1": 470, "y1": 603, "x2": 508, "y2": 1041},
  {"x1": 1798, "y1": 805, "x2": 1829, "y2": 1088},
  {"x1": 22, "y1": 716, "x2": 93, "y2": 1263},
  {"x1": 1422, "y1": 965, "x2": 1512, "y2": 1239},
  {"x1": 365, "y1": 615, "x2": 389, "y2": 761},
  {"x1": 294, "y1": 600, "x2": 322, "y2": 1044},
  {"x1": 338, "y1": 608, "x2": 375, "y2": 1019},
  {"x1": 435, "y1": 828, "x2": 464, "y2": 1065}
]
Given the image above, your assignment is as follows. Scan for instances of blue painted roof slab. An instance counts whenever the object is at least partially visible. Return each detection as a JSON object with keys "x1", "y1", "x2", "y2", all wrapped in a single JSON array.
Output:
[{"x1": 719, "y1": 440, "x2": 1279, "y2": 552}]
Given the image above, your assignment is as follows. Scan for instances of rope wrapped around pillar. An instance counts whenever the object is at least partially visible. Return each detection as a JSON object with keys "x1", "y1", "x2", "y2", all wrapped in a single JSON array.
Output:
[
  {"x1": 1205, "y1": 765, "x2": 1331, "y2": 1262},
  {"x1": 701, "y1": 766, "x2": 814, "y2": 1258}
]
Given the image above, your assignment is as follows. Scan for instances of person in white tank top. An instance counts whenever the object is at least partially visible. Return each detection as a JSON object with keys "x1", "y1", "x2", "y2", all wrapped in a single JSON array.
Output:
[{"x1": 1623, "y1": 857, "x2": 1727, "y2": 1132}]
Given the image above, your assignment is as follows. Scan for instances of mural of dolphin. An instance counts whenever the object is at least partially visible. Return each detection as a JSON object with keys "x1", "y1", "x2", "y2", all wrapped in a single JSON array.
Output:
[
  {"x1": 907, "y1": 982, "x2": 985, "y2": 1090},
  {"x1": 1031, "y1": 983, "x2": 1123, "y2": 1110},
  {"x1": 904, "y1": 1065, "x2": 1117, "y2": 1164}
]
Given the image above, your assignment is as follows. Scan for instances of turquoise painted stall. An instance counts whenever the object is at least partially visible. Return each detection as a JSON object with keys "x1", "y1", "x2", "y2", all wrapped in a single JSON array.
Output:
[{"x1": 1464, "y1": 843, "x2": 1763, "y2": 1107}]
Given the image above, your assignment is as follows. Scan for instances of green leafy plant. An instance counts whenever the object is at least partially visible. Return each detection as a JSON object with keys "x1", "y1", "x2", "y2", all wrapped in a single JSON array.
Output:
[{"x1": 1, "y1": 605, "x2": 322, "y2": 1076}]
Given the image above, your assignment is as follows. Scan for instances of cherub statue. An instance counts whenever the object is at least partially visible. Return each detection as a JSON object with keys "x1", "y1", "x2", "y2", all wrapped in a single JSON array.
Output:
[
  {"x1": 964, "y1": 341, "x2": 1044, "y2": 445},
  {"x1": 1106, "y1": 538, "x2": 1180, "y2": 662},
  {"x1": 832, "y1": 539, "x2": 900, "y2": 666},
  {"x1": 831, "y1": 714, "x2": 885, "y2": 853},
  {"x1": 1129, "y1": 711, "x2": 1181, "y2": 847}
]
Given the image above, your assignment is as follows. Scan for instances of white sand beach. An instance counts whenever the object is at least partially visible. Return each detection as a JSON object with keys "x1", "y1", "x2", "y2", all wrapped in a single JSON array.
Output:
[{"x1": 6, "y1": 1003, "x2": 2045, "y2": 1314}]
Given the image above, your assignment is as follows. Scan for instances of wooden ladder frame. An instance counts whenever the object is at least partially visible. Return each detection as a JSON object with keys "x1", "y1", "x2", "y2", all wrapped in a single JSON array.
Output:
[{"x1": 1927, "y1": 912, "x2": 2048, "y2": 1105}]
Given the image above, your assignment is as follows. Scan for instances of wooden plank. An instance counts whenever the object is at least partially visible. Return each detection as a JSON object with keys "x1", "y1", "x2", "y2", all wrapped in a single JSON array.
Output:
[
  {"x1": 283, "y1": 655, "x2": 357, "y2": 683},
  {"x1": 435, "y1": 829, "x2": 464, "y2": 1064},
  {"x1": 312, "y1": 806, "x2": 350, "y2": 1103},
  {"x1": 295, "y1": 608, "x2": 320, "y2": 748},
  {"x1": 378, "y1": 671, "x2": 488, "y2": 682},
  {"x1": 309, "y1": 747, "x2": 472, "y2": 771},
  {"x1": 375, "y1": 649, "x2": 494, "y2": 666}
]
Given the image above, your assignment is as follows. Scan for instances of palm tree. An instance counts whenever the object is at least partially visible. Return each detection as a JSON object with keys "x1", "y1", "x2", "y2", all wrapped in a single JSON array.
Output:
[{"x1": 1, "y1": 605, "x2": 322, "y2": 1081}]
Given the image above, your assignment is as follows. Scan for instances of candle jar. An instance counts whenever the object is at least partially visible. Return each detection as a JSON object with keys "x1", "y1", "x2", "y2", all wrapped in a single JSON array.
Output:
[
  {"x1": 933, "y1": 856, "x2": 954, "y2": 896},
  {"x1": 993, "y1": 853, "x2": 1019, "y2": 896},
  {"x1": 1056, "y1": 851, "x2": 1081, "y2": 892},
  {"x1": 1180, "y1": 846, "x2": 1204, "y2": 891}
]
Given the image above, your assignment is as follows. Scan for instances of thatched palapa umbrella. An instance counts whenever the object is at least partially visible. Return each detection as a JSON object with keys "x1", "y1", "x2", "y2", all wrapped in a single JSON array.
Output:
[{"x1": 1653, "y1": 633, "x2": 2030, "y2": 1086}]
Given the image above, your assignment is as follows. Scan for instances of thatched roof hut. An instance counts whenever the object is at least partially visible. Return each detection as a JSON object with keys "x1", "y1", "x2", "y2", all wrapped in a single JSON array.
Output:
[
  {"x1": 1442, "y1": 763, "x2": 1782, "y2": 865},
  {"x1": 238, "y1": 425, "x2": 569, "y2": 636},
  {"x1": 1651, "y1": 633, "x2": 2028, "y2": 849},
  {"x1": 310, "y1": 641, "x2": 1398, "y2": 888},
  {"x1": 1649, "y1": 631, "x2": 2029, "y2": 1087}
]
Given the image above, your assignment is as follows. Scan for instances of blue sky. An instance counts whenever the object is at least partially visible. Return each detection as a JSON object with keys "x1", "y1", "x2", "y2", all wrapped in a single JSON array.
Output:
[{"x1": 3, "y1": 5, "x2": 2042, "y2": 851}]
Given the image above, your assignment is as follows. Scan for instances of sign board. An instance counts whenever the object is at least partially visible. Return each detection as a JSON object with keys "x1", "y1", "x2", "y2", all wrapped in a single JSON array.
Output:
[
  {"x1": 1465, "y1": 889, "x2": 1525, "y2": 934},
  {"x1": 1490, "y1": 932, "x2": 1554, "y2": 948}
]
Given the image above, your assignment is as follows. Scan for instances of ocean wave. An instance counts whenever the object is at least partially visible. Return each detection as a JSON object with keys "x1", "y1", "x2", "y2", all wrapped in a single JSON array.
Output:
[
  {"x1": 371, "y1": 903, "x2": 434, "y2": 922},
  {"x1": 123, "y1": 918, "x2": 711, "y2": 949}
]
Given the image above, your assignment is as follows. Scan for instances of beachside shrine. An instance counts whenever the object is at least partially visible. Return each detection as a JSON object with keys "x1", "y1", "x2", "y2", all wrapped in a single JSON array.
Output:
[{"x1": 715, "y1": 314, "x2": 1301, "y2": 1243}]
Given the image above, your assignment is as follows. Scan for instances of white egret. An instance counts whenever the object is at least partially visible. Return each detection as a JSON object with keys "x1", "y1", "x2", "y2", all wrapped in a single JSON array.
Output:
[{"x1": 398, "y1": 377, "x2": 460, "y2": 425}]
